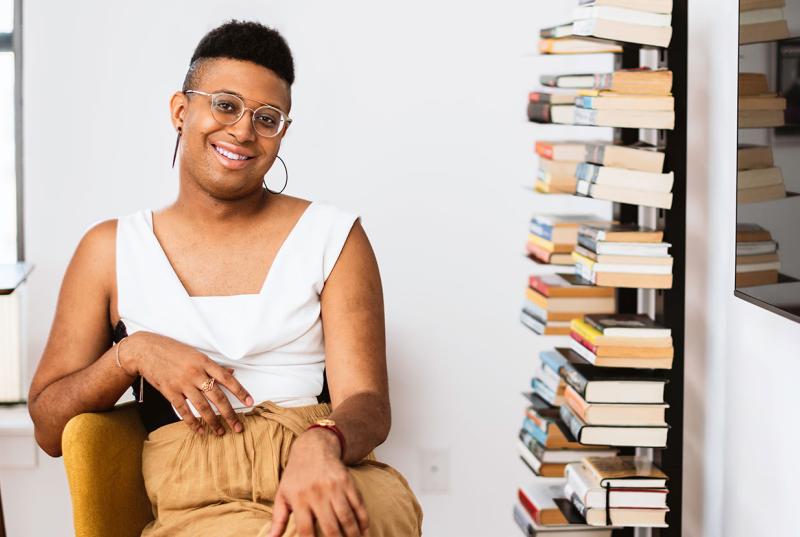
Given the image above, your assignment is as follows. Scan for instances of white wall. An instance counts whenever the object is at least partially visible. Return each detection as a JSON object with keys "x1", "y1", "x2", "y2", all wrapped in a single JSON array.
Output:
[
  {"x1": 2, "y1": 1, "x2": 603, "y2": 535},
  {"x1": 686, "y1": 2, "x2": 800, "y2": 537},
  {"x1": 11, "y1": 1, "x2": 796, "y2": 536}
]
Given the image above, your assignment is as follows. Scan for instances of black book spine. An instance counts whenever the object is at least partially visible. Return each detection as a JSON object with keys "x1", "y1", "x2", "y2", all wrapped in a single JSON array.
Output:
[
  {"x1": 527, "y1": 102, "x2": 552, "y2": 123},
  {"x1": 583, "y1": 314, "x2": 606, "y2": 333}
]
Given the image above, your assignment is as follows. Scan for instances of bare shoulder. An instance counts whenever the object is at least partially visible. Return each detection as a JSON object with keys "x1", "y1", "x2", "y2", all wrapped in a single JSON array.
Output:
[{"x1": 71, "y1": 218, "x2": 117, "y2": 292}]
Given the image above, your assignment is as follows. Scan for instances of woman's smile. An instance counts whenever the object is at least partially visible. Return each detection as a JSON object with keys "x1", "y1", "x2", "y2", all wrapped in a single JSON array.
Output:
[{"x1": 210, "y1": 141, "x2": 256, "y2": 170}]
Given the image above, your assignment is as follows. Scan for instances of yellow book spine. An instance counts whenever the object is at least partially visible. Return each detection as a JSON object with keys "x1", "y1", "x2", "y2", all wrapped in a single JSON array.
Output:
[
  {"x1": 572, "y1": 251, "x2": 596, "y2": 268},
  {"x1": 569, "y1": 318, "x2": 602, "y2": 344},
  {"x1": 528, "y1": 233, "x2": 556, "y2": 252}
]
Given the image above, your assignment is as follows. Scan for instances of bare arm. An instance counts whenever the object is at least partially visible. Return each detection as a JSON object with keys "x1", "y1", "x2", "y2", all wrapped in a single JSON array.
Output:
[
  {"x1": 27, "y1": 219, "x2": 135, "y2": 457},
  {"x1": 316, "y1": 218, "x2": 390, "y2": 463},
  {"x1": 28, "y1": 221, "x2": 255, "y2": 457},
  {"x1": 267, "y1": 219, "x2": 388, "y2": 537}
]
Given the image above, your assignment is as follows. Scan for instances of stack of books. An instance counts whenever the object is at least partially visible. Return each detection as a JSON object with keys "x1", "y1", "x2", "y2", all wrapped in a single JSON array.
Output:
[
  {"x1": 528, "y1": 215, "x2": 608, "y2": 265},
  {"x1": 514, "y1": 478, "x2": 616, "y2": 536},
  {"x1": 520, "y1": 392, "x2": 618, "y2": 477},
  {"x1": 568, "y1": 0, "x2": 673, "y2": 48},
  {"x1": 738, "y1": 144, "x2": 786, "y2": 202},
  {"x1": 738, "y1": 73, "x2": 786, "y2": 128},
  {"x1": 572, "y1": 224, "x2": 673, "y2": 288},
  {"x1": 736, "y1": 223, "x2": 780, "y2": 287},
  {"x1": 557, "y1": 346, "x2": 671, "y2": 445},
  {"x1": 527, "y1": 90, "x2": 577, "y2": 125},
  {"x1": 522, "y1": 273, "x2": 617, "y2": 335},
  {"x1": 739, "y1": 0, "x2": 789, "y2": 44},
  {"x1": 564, "y1": 457, "x2": 669, "y2": 527},
  {"x1": 541, "y1": 68, "x2": 675, "y2": 130},
  {"x1": 568, "y1": 313, "x2": 674, "y2": 369},
  {"x1": 575, "y1": 159, "x2": 673, "y2": 208}
]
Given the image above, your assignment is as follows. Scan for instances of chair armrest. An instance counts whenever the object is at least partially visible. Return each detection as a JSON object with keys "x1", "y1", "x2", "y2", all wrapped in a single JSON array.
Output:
[{"x1": 62, "y1": 402, "x2": 152, "y2": 537}]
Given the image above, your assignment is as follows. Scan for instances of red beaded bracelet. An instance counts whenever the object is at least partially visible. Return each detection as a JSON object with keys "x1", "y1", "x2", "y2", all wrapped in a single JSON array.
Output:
[{"x1": 307, "y1": 419, "x2": 346, "y2": 460}]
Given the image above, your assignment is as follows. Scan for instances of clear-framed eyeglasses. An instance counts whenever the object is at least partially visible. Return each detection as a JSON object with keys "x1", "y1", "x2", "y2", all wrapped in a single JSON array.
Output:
[{"x1": 184, "y1": 90, "x2": 292, "y2": 138}]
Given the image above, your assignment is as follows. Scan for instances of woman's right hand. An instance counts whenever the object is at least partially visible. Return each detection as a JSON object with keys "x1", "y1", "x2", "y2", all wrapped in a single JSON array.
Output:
[{"x1": 119, "y1": 331, "x2": 254, "y2": 436}]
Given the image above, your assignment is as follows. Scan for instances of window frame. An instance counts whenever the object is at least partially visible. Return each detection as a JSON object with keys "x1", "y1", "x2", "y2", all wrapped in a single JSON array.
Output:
[{"x1": 1, "y1": 0, "x2": 23, "y2": 262}]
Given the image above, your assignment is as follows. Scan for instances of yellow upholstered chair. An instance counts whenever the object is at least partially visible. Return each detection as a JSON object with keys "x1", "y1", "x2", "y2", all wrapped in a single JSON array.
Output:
[{"x1": 62, "y1": 402, "x2": 153, "y2": 537}]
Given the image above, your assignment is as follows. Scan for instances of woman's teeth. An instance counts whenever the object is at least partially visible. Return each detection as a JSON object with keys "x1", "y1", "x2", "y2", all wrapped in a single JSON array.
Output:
[{"x1": 213, "y1": 145, "x2": 251, "y2": 160}]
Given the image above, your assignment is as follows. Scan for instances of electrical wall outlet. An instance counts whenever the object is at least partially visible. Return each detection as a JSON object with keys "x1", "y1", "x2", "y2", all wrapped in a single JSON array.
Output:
[{"x1": 418, "y1": 448, "x2": 450, "y2": 493}]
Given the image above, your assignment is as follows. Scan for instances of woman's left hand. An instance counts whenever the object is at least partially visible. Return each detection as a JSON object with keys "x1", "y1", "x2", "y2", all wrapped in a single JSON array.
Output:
[{"x1": 266, "y1": 429, "x2": 370, "y2": 537}]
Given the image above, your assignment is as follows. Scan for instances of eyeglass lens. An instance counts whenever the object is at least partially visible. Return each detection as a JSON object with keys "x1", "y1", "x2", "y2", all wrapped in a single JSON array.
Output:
[{"x1": 210, "y1": 93, "x2": 284, "y2": 137}]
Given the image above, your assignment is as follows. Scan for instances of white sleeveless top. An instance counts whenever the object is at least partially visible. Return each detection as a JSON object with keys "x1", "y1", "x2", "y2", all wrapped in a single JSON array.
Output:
[{"x1": 115, "y1": 201, "x2": 360, "y2": 417}]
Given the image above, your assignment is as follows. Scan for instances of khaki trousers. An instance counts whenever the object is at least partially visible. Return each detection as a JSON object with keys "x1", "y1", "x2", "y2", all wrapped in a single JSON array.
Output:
[{"x1": 140, "y1": 401, "x2": 423, "y2": 536}]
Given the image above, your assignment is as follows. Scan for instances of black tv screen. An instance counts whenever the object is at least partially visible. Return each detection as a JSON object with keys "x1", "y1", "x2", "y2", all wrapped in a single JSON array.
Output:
[{"x1": 736, "y1": 3, "x2": 800, "y2": 323}]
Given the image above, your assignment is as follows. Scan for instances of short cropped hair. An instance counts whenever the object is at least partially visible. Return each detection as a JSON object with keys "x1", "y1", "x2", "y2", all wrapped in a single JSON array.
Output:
[{"x1": 182, "y1": 19, "x2": 295, "y2": 91}]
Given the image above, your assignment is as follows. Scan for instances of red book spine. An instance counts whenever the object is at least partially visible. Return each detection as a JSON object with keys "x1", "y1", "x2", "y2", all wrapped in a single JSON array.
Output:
[
  {"x1": 528, "y1": 273, "x2": 551, "y2": 296},
  {"x1": 570, "y1": 331, "x2": 598, "y2": 354},
  {"x1": 535, "y1": 141, "x2": 554, "y2": 159},
  {"x1": 517, "y1": 489, "x2": 543, "y2": 526}
]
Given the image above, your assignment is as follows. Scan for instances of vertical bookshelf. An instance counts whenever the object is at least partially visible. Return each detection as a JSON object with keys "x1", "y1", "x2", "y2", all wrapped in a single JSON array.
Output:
[{"x1": 520, "y1": 1, "x2": 686, "y2": 536}]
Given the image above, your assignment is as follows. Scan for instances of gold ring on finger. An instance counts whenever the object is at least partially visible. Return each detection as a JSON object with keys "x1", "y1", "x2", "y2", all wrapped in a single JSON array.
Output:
[{"x1": 199, "y1": 377, "x2": 215, "y2": 392}]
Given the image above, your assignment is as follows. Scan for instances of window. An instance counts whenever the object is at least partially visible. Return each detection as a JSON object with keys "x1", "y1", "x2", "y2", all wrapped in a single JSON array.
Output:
[{"x1": 0, "y1": 0, "x2": 20, "y2": 263}]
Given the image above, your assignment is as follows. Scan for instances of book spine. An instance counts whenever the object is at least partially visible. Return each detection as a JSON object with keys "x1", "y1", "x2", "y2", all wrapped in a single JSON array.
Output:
[
  {"x1": 529, "y1": 437, "x2": 547, "y2": 461},
  {"x1": 529, "y1": 220, "x2": 554, "y2": 240},
  {"x1": 584, "y1": 315, "x2": 606, "y2": 333},
  {"x1": 522, "y1": 300, "x2": 548, "y2": 323},
  {"x1": 593, "y1": 73, "x2": 613, "y2": 90},
  {"x1": 535, "y1": 141, "x2": 554, "y2": 159},
  {"x1": 559, "y1": 404, "x2": 583, "y2": 442},
  {"x1": 577, "y1": 234, "x2": 598, "y2": 252},
  {"x1": 523, "y1": 417, "x2": 549, "y2": 446},
  {"x1": 527, "y1": 275, "x2": 551, "y2": 297},
  {"x1": 527, "y1": 102, "x2": 552, "y2": 123},
  {"x1": 584, "y1": 143, "x2": 606, "y2": 166},
  {"x1": 560, "y1": 361, "x2": 589, "y2": 398},
  {"x1": 512, "y1": 504, "x2": 534, "y2": 537},
  {"x1": 570, "y1": 331, "x2": 599, "y2": 354},
  {"x1": 569, "y1": 491, "x2": 589, "y2": 519},
  {"x1": 520, "y1": 310, "x2": 546, "y2": 335},
  {"x1": 575, "y1": 162, "x2": 600, "y2": 182},
  {"x1": 575, "y1": 95, "x2": 594, "y2": 109},
  {"x1": 528, "y1": 91, "x2": 553, "y2": 103},
  {"x1": 531, "y1": 378, "x2": 557, "y2": 405},
  {"x1": 517, "y1": 490, "x2": 544, "y2": 526},
  {"x1": 540, "y1": 75, "x2": 559, "y2": 87}
]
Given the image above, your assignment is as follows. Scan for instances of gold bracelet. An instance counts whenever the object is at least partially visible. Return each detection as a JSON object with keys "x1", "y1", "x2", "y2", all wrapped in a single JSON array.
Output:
[
  {"x1": 115, "y1": 336, "x2": 132, "y2": 374},
  {"x1": 115, "y1": 336, "x2": 143, "y2": 403}
]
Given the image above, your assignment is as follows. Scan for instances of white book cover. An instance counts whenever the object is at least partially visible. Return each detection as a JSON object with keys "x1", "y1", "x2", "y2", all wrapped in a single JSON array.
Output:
[
  {"x1": 573, "y1": 5, "x2": 672, "y2": 27},
  {"x1": 566, "y1": 462, "x2": 669, "y2": 509}
]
